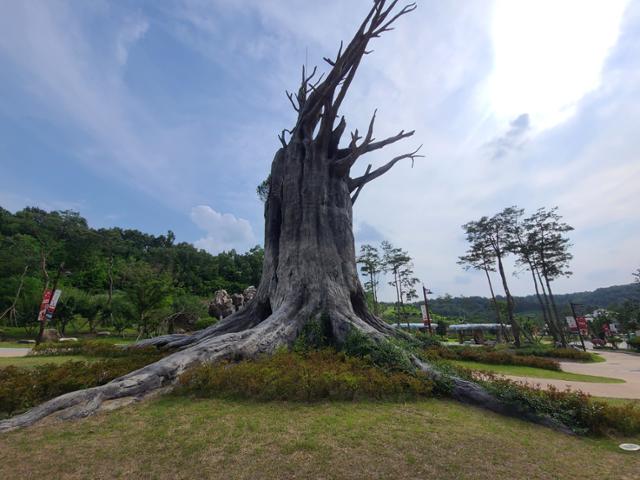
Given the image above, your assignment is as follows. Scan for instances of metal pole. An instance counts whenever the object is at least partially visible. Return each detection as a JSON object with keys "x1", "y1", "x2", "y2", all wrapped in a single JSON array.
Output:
[
  {"x1": 570, "y1": 302, "x2": 587, "y2": 352},
  {"x1": 422, "y1": 285, "x2": 433, "y2": 335}
]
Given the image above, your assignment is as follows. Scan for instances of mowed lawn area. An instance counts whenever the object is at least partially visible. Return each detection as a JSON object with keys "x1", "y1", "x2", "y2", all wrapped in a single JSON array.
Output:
[
  {"x1": 1, "y1": 397, "x2": 638, "y2": 480},
  {"x1": 448, "y1": 360, "x2": 625, "y2": 383}
]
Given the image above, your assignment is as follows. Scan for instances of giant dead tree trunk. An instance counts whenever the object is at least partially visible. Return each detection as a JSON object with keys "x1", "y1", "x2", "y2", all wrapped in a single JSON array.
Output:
[{"x1": 0, "y1": 1, "x2": 571, "y2": 434}]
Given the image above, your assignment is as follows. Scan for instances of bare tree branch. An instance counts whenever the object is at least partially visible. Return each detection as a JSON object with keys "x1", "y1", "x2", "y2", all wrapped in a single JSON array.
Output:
[
  {"x1": 286, "y1": 90, "x2": 299, "y2": 112},
  {"x1": 349, "y1": 145, "x2": 424, "y2": 192},
  {"x1": 350, "y1": 164, "x2": 372, "y2": 205},
  {"x1": 286, "y1": 1, "x2": 415, "y2": 137},
  {"x1": 333, "y1": 111, "x2": 417, "y2": 175}
]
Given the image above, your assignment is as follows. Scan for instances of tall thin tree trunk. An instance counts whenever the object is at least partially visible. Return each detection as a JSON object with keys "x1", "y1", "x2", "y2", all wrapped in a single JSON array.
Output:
[
  {"x1": 496, "y1": 254, "x2": 521, "y2": 347},
  {"x1": 107, "y1": 253, "x2": 114, "y2": 324},
  {"x1": 0, "y1": 266, "x2": 28, "y2": 326},
  {"x1": 393, "y1": 268, "x2": 402, "y2": 327},
  {"x1": 484, "y1": 267, "x2": 509, "y2": 341},
  {"x1": 528, "y1": 263, "x2": 557, "y2": 341},
  {"x1": 544, "y1": 275, "x2": 567, "y2": 347},
  {"x1": 368, "y1": 269, "x2": 378, "y2": 315},
  {"x1": 537, "y1": 270, "x2": 566, "y2": 347}
]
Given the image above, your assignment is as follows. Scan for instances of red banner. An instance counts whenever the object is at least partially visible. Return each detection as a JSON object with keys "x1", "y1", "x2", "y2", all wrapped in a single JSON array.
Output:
[
  {"x1": 37, "y1": 289, "x2": 52, "y2": 322},
  {"x1": 576, "y1": 316, "x2": 588, "y2": 335}
]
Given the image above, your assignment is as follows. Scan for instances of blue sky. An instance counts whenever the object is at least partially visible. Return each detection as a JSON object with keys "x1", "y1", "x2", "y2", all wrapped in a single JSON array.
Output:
[{"x1": 1, "y1": 0, "x2": 638, "y2": 299}]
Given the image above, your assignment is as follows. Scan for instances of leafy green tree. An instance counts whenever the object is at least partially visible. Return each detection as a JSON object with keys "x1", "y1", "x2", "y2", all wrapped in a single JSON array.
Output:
[
  {"x1": 120, "y1": 261, "x2": 173, "y2": 338},
  {"x1": 523, "y1": 207, "x2": 573, "y2": 344},
  {"x1": 381, "y1": 241, "x2": 419, "y2": 326},
  {"x1": 462, "y1": 208, "x2": 522, "y2": 346},
  {"x1": 507, "y1": 208, "x2": 566, "y2": 346},
  {"x1": 458, "y1": 236, "x2": 508, "y2": 339},
  {"x1": 357, "y1": 244, "x2": 383, "y2": 314}
]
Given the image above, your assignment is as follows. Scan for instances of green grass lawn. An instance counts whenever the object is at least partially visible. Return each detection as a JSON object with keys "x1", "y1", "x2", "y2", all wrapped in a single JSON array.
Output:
[
  {"x1": 0, "y1": 342, "x2": 33, "y2": 349},
  {"x1": 0, "y1": 397, "x2": 637, "y2": 480},
  {"x1": 448, "y1": 360, "x2": 625, "y2": 383},
  {"x1": 0, "y1": 355, "x2": 99, "y2": 368}
]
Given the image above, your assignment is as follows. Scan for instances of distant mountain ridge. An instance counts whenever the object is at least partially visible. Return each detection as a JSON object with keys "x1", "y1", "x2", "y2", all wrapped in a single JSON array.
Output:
[{"x1": 420, "y1": 283, "x2": 640, "y2": 321}]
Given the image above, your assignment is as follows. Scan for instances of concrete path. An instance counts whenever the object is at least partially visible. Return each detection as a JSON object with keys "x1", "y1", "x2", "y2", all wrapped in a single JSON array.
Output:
[
  {"x1": 0, "y1": 348, "x2": 31, "y2": 358},
  {"x1": 507, "y1": 350, "x2": 640, "y2": 399}
]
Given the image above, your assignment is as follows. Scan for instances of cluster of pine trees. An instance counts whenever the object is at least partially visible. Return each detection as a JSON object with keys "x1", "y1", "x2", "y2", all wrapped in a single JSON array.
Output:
[
  {"x1": 459, "y1": 206, "x2": 574, "y2": 346},
  {"x1": 0, "y1": 207, "x2": 263, "y2": 337},
  {"x1": 357, "y1": 241, "x2": 420, "y2": 324}
]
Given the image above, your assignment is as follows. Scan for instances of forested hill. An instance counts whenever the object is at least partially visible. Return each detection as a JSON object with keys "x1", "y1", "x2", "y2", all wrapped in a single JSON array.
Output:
[
  {"x1": 513, "y1": 284, "x2": 640, "y2": 312},
  {"x1": 0, "y1": 206, "x2": 263, "y2": 308},
  {"x1": 427, "y1": 283, "x2": 640, "y2": 320},
  {"x1": 2, "y1": 206, "x2": 636, "y2": 327}
]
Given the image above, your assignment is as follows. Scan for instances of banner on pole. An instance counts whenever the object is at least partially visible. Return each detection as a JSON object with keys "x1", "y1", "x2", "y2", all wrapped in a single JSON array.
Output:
[
  {"x1": 45, "y1": 289, "x2": 62, "y2": 320},
  {"x1": 37, "y1": 289, "x2": 53, "y2": 322},
  {"x1": 421, "y1": 304, "x2": 428, "y2": 323}
]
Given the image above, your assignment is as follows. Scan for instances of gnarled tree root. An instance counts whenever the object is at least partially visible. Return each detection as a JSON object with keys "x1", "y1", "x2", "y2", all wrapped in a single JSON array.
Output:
[
  {"x1": 413, "y1": 359, "x2": 574, "y2": 435},
  {"x1": 0, "y1": 305, "x2": 299, "y2": 433},
  {"x1": 1, "y1": 308, "x2": 572, "y2": 435}
]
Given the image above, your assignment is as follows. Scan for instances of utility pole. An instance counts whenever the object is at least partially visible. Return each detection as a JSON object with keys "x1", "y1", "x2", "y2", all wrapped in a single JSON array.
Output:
[
  {"x1": 570, "y1": 302, "x2": 587, "y2": 352},
  {"x1": 422, "y1": 285, "x2": 433, "y2": 334}
]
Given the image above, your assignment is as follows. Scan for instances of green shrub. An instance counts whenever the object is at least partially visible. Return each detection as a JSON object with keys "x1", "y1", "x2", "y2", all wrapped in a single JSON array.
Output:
[
  {"x1": 177, "y1": 349, "x2": 432, "y2": 402},
  {"x1": 465, "y1": 370, "x2": 640, "y2": 436},
  {"x1": 342, "y1": 330, "x2": 415, "y2": 373},
  {"x1": 0, "y1": 354, "x2": 162, "y2": 418},
  {"x1": 628, "y1": 336, "x2": 640, "y2": 352},
  {"x1": 293, "y1": 316, "x2": 332, "y2": 352},
  {"x1": 514, "y1": 347, "x2": 593, "y2": 362},
  {"x1": 414, "y1": 331, "x2": 443, "y2": 349}
]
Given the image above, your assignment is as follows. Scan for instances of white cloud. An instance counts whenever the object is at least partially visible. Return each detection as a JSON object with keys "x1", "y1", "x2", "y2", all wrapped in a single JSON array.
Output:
[
  {"x1": 190, "y1": 205, "x2": 257, "y2": 254},
  {"x1": 489, "y1": 0, "x2": 629, "y2": 130},
  {"x1": 116, "y1": 16, "x2": 149, "y2": 66}
]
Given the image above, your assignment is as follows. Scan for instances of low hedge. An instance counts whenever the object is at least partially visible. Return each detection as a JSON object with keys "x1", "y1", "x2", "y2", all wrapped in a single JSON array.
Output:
[
  {"x1": 178, "y1": 349, "x2": 433, "y2": 402},
  {"x1": 628, "y1": 336, "x2": 640, "y2": 352},
  {"x1": 513, "y1": 347, "x2": 594, "y2": 362},
  {"x1": 439, "y1": 363, "x2": 640, "y2": 436},
  {"x1": 0, "y1": 354, "x2": 162, "y2": 418},
  {"x1": 31, "y1": 340, "x2": 159, "y2": 358},
  {"x1": 479, "y1": 373, "x2": 640, "y2": 436},
  {"x1": 422, "y1": 346, "x2": 561, "y2": 371}
]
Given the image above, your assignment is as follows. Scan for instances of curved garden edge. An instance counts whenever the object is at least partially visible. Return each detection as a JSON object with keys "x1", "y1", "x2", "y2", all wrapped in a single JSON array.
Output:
[{"x1": 500, "y1": 350, "x2": 640, "y2": 399}]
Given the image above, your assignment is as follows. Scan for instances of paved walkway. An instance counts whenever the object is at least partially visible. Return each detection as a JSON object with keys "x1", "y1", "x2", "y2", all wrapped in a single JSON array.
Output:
[
  {"x1": 507, "y1": 350, "x2": 640, "y2": 399},
  {"x1": 0, "y1": 348, "x2": 31, "y2": 358}
]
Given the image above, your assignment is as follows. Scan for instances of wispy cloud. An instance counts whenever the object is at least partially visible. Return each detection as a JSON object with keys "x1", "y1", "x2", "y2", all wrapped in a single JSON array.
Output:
[
  {"x1": 485, "y1": 113, "x2": 530, "y2": 160},
  {"x1": 116, "y1": 16, "x2": 149, "y2": 66}
]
